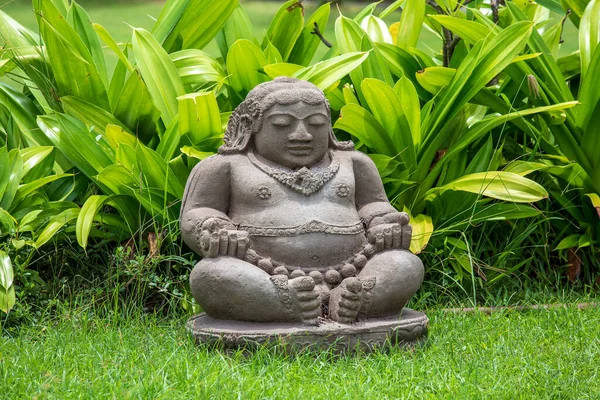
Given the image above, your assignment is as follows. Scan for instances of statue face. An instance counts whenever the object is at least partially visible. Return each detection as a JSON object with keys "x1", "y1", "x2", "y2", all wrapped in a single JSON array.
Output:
[{"x1": 253, "y1": 101, "x2": 330, "y2": 169}]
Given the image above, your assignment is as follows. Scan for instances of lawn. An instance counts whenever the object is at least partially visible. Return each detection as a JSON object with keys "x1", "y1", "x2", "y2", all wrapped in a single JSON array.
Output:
[{"x1": 2, "y1": 300, "x2": 599, "y2": 398}]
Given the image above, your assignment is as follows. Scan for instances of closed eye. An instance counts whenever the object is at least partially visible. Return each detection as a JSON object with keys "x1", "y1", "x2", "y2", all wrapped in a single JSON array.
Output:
[
  {"x1": 270, "y1": 115, "x2": 295, "y2": 127},
  {"x1": 306, "y1": 115, "x2": 328, "y2": 126}
]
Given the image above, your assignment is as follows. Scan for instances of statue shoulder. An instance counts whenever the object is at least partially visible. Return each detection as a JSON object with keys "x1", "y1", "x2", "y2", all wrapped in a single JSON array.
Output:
[
  {"x1": 347, "y1": 150, "x2": 377, "y2": 171},
  {"x1": 188, "y1": 153, "x2": 243, "y2": 178}
]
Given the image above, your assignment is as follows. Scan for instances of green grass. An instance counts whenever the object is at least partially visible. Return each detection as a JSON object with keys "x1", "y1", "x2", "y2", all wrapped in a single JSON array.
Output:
[{"x1": 2, "y1": 297, "x2": 600, "y2": 399}]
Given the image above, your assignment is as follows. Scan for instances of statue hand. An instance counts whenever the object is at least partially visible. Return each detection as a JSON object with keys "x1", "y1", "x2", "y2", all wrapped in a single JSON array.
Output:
[
  {"x1": 199, "y1": 229, "x2": 250, "y2": 259},
  {"x1": 369, "y1": 211, "x2": 409, "y2": 227},
  {"x1": 367, "y1": 223, "x2": 412, "y2": 251}
]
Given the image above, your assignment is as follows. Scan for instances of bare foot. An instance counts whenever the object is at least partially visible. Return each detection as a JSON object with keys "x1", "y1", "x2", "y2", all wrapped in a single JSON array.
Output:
[
  {"x1": 289, "y1": 276, "x2": 321, "y2": 325},
  {"x1": 328, "y1": 277, "x2": 364, "y2": 324},
  {"x1": 270, "y1": 275, "x2": 321, "y2": 325}
]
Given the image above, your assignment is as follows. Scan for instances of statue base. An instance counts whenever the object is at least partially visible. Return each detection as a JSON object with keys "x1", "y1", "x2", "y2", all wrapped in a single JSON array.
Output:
[{"x1": 186, "y1": 308, "x2": 428, "y2": 353}]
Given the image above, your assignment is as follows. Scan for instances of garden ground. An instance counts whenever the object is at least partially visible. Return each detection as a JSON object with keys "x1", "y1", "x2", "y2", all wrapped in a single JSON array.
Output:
[{"x1": 2, "y1": 291, "x2": 600, "y2": 398}]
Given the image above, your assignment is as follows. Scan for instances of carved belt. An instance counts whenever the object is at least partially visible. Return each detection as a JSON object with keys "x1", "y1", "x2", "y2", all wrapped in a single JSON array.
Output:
[{"x1": 238, "y1": 220, "x2": 364, "y2": 237}]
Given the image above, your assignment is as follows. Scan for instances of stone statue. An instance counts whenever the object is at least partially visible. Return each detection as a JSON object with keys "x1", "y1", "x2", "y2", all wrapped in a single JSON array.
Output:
[{"x1": 181, "y1": 78, "x2": 426, "y2": 349}]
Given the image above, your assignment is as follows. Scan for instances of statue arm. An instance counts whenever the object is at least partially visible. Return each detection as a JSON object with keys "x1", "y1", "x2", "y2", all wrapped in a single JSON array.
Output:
[
  {"x1": 352, "y1": 151, "x2": 399, "y2": 228},
  {"x1": 180, "y1": 155, "x2": 232, "y2": 254}
]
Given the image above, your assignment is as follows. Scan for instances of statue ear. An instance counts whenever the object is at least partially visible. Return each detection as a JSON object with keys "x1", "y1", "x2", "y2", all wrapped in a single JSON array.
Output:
[{"x1": 220, "y1": 101, "x2": 259, "y2": 154}]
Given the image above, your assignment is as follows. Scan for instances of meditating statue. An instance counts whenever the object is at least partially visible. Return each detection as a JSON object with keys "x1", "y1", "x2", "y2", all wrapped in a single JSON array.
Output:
[{"x1": 181, "y1": 77, "x2": 424, "y2": 328}]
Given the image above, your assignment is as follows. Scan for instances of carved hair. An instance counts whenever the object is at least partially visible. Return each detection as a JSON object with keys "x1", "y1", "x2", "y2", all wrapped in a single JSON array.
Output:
[{"x1": 219, "y1": 77, "x2": 354, "y2": 154}]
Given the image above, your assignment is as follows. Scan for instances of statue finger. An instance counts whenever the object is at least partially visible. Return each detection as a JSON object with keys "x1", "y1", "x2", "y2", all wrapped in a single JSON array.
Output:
[
  {"x1": 207, "y1": 232, "x2": 220, "y2": 258},
  {"x1": 383, "y1": 227, "x2": 393, "y2": 249},
  {"x1": 375, "y1": 233, "x2": 385, "y2": 252},
  {"x1": 237, "y1": 236, "x2": 249, "y2": 259},
  {"x1": 384, "y1": 212, "x2": 409, "y2": 225},
  {"x1": 219, "y1": 230, "x2": 229, "y2": 255},
  {"x1": 227, "y1": 232, "x2": 238, "y2": 257},
  {"x1": 402, "y1": 224, "x2": 413, "y2": 250},
  {"x1": 199, "y1": 232, "x2": 210, "y2": 252},
  {"x1": 392, "y1": 224, "x2": 402, "y2": 248}
]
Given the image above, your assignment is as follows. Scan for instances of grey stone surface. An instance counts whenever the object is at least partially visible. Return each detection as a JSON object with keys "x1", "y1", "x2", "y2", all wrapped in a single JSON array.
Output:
[
  {"x1": 180, "y1": 77, "x2": 426, "y2": 329},
  {"x1": 187, "y1": 308, "x2": 429, "y2": 353}
]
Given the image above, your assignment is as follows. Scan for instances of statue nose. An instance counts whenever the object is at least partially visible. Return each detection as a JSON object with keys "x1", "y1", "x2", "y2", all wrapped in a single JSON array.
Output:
[{"x1": 289, "y1": 122, "x2": 313, "y2": 141}]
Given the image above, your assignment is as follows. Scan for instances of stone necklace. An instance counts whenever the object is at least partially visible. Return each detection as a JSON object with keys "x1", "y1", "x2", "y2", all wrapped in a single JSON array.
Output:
[{"x1": 248, "y1": 150, "x2": 340, "y2": 196}]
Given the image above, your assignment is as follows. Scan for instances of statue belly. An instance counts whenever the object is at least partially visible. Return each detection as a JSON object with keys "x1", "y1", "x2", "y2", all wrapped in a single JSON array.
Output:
[{"x1": 250, "y1": 232, "x2": 367, "y2": 271}]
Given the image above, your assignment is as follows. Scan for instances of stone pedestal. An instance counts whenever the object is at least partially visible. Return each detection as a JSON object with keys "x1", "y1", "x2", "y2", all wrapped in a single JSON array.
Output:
[{"x1": 187, "y1": 308, "x2": 428, "y2": 353}]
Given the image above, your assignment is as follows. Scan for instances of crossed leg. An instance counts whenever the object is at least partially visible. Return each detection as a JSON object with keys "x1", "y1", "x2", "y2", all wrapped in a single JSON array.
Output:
[
  {"x1": 328, "y1": 250, "x2": 424, "y2": 323},
  {"x1": 189, "y1": 256, "x2": 321, "y2": 324}
]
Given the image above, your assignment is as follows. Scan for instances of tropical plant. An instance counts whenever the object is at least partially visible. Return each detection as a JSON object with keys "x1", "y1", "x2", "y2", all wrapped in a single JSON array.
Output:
[{"x1": 0, "y1": 0, "x2": 596, "y2": 299}]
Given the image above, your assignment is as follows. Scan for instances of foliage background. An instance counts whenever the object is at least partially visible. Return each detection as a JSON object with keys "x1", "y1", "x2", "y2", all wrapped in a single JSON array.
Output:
[{"x1": 0, "y1": 0, "x2": 598, "y2": 320}]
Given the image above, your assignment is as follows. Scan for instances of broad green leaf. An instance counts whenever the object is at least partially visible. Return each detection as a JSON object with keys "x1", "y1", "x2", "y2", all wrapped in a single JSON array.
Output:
[
  {"x1": 68, "y1": 3, "x2": 108, "y2": 87},
  {"x1": 264, "y1": 63, "x2": 305, "y2": 79},
  {"x1": 0, "y1": 83, "x2": 45, "y2": 146},
  {"x1": 354, "y1": 1, "x2": 382, "y2": 21},
  {"x1": 293, "y1": 52, "x2": 370, "y2": 91},
  {"x1": 163, "y1": 0, "x2": 239, "y2": 52},
  {"x1": 178, "y1": 92, "x2": 222, "y2": 145},
  {"x1": 579, "y1": 0, "x2": 600, "y2": 79},
  {"x1": 263, "y1": 39, "x2": 284, "y2": 64},
  {"x1": 171, "y1": 50, "x2": 226, "y2": 88},
  {"x1": 61, "y1": 96, "x2": 131, "y2": 140},
  {"x1": 157, "y1": 119, "x2": 181, "y2": 161},
  {"x1": 20, "y1": 146, "x2": 54, "y2": 180},
  {"x1": 35, "y1": 207, "x2": 79, "y2": 248},
  {"x1": 288, "y1": 3, "x2": 331, "y2": 66},
  {"x1": 132, "y1": 27, "x2": 185, "y2": 126},
  {"x1": 373, "y1": 43, "x2": 427, "y2": 99},
  {"x1": 396, "y1": 0, "x2": 426, "y2": 49},
  {"x1": 361, "y1": 78, "x2": 415, "y2": 165},
  {"x1": 379, "y1": 0, "x2": 404, "y2": 19},
  {"x1": 180, "y1": 146, "x2": 216, "y2": 161},
  {"x1": 39, "y1": 7, "x2": 109, "y2": 110},
  {"x1": 136, "y1": 145, "x2": 184, "y2": 198},
  {"x1": 0, "y1": 250, "x2": 15, "y2": 314},
  {"x1": 555, "y1": 233, "x2": 581, "y2": 250},
  {"x1": 410, "y1": 214, "x2": 433, "y2": 254},
  {"x1": 0, "y1": 149, "x2": 23, "y2": 210},
  {"x1": 216, "y1": 3, "x2": 257, "y2": 59},
  {"x1": 335, "y1": 104, "x2": 396, "y2": 156},
  {"x1": 432, "y1": 172, "x2": 548, "y2": 203},
  {"x1": 151, "y1": 0, "x2": 190, "y2": 45},
  {"x1": 112, "y1": 71, "x2": 161, "y2": 143},
  {"x1": 93, "y1": 23, "x2": 135, "y2": 73},
  {"x1": 421, "y1": 101, "x2": 579, "y2": 192},
  {"x1": 0, "y1": 209, "x2": 17, "y2": 234},
  {"x1": 104, "y1": 124, "x2": 138, "y2": 151},
  {"x1": 10, "y1": 173, "x2": 72, "y2": 212},
  {"x1": 226, "y1": 39, "x2": 269, "y2": 94},
  {"x1": 416, "y1": 67, "x2": 456, "y2": 94},
  {"x1": 429, "y1": 16, "x2": 495, "y2": 45},
  {"x1": 77, "y1": 195, "x2": 111, "y2": 248},
  {"x1": 335, "y1": 16, "x2": 393, "y2": 101},
  {"x1": 262, "y1": 0, "x2": 304, "y2": 61},
  {"x1": 394, "y1": 77, "x2": 421, "y2": 147},
  {"x1": 38, "y1": 114, "x2": 114, "y2": 179},
  {"x1": 361, "y1": 15, "x2": 393, "y2": 44},
  {"x1": 0, "y1": 250, "x2": 14, "y2": 292},
  {"x1": 585, "y1": 193, "x2": 600, "y2": 218}
]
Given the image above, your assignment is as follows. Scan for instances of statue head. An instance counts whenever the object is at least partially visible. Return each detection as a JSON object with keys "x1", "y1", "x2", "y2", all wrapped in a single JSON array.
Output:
[{"x1": 219, "y1": 77, "x2": 353, "y2": 168}]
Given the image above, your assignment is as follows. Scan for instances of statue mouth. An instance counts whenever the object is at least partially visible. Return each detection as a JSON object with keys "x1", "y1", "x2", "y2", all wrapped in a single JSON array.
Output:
[{"x1": 286, "y1": 145, "x2": 312, "y2": 155}]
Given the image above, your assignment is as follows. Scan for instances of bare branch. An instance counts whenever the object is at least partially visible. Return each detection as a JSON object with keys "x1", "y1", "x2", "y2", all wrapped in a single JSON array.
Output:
[{"x1": 311, "y1": 22, "x2": 332, "y2": 48}]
